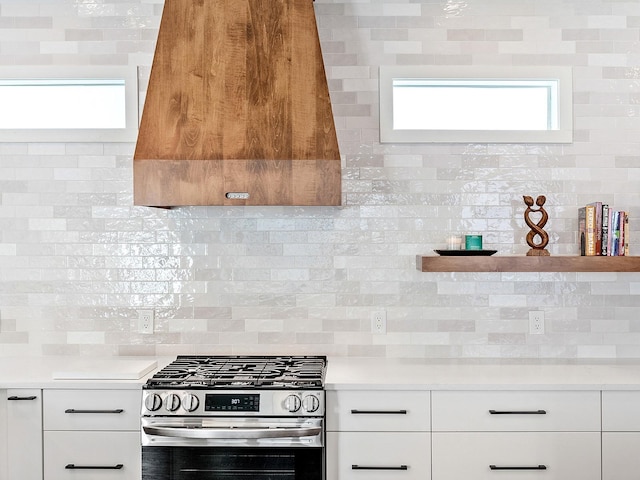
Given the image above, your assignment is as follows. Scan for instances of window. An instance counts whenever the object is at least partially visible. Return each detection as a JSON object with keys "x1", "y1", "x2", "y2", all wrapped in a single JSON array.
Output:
[
  {"x1": 0, "y1": 66, "x2": 138, "y2": 142},
  {"x1": 379, "y1": 66, "x2": 573, "y2": 144}
]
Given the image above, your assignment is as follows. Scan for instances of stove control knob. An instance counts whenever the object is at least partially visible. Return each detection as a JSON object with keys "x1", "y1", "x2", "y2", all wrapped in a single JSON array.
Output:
[
  {"x1": 144, "y1": 393, "x2": 162, "y2": 412},
  {"x1": 302, "y1": 394, "x2": 320, "y2": 413},
  {"x1": 182, "y1": 393, "x2": 200, "y2": 412},
  {"x1": 284, "y1": 394, "x2": 301, "y2": 413},
  {"x1": 165, "y1": 393, "x2": 181, "y2": 412}
]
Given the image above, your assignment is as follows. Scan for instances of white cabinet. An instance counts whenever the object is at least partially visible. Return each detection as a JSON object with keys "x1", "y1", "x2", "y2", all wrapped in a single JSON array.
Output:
[
  {"x1": 602, "y1": 432, "x2": 640, "y2": 480},
  {"x1": 431, "y1": 390, "x2": 601, "y2": 480},
  {"x1": 4, "y1": 389, "x2": 43, "y2": 480},
  {"x1": 432, "y1": 390, "x2": 601, "y2": 431},
  {"x1": 432, "y1": 432, "x2": 600, "y2": 480},
  {"x1": 0, "y1": 392, "x2": 4, "y2": 480},
  {"x1": 602, "y1": 390, "x2": 640, "y2": 430},
  {"x1": 44, "y1": 431, "x2": 140, "y2": 480},
  {"x1": 328, "y1": 432, "x2": 430, "y2": 479},
  {"x1": 43, "y1": 389, "x2": 141, "y2": 480},
  {"x1": 602, "y1": 391, "x2": 640, "y2": 480},
  {"x1": 44, "y1": 389, "x2": 140, "y2": 431},
  {"x1": 326, "y1": 390, "x2": 431, "y2": 480}
]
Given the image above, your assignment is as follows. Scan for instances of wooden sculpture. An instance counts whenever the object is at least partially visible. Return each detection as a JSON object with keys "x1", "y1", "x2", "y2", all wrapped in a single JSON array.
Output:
[{"x1": 523, "y1": 195, "x2": 550, "y2": 256}]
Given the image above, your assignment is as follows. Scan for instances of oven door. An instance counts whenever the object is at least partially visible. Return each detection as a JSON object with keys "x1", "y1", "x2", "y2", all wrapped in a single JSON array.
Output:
[{"x1": 141, "y1": 417, "x2": 324, "y2": 480}]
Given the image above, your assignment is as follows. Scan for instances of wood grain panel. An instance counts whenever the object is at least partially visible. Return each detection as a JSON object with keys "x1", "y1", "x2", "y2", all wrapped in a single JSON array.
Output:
[
  {"x1": 134, "y1": 159, "x2": 340, "y2": 206},
  {"x1": 134, "y1": 0, "x2": 341, "y2": 206},
  {"x1": 417, "y1": 255, "x2": 640, "y2": 272}
]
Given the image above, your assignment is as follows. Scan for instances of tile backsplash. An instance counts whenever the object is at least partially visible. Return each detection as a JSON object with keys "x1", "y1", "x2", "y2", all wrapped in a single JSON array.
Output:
[{"x1": 1, "y1": 0, "x2": 639, "y2": 358}]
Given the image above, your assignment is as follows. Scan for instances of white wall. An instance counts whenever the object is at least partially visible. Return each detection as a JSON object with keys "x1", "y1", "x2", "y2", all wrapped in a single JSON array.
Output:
[{"x1": 0, "y1": 0, "x2": 639, "y2": 358}]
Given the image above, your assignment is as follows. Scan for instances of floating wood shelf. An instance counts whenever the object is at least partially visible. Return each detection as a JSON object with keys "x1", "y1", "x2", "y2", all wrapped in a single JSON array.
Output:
[{"x1": 417, "y1": 255, "x2": 640, "y2": 273}]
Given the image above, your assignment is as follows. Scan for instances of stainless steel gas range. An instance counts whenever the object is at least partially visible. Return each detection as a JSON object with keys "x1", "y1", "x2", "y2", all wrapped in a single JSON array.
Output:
[{"x1": 141, "y1": 355, "x2": 327, "y2": 480}]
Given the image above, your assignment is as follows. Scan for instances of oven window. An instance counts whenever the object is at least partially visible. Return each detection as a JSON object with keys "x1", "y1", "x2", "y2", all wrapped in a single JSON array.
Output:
[{"x1": 143, "y1": 447, "x2": 323, "y2": 480}]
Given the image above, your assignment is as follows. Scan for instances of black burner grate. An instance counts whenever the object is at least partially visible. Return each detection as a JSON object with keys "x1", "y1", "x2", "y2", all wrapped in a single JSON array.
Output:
[{"x1": 144, "y1": 355, "x2": 327, "y2": 390}]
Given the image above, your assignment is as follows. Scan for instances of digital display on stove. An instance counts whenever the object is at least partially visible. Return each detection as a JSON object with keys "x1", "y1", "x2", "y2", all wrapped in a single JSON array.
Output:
[{"x1": 205, "y1": 394, "x2": 260, "y2": 412}]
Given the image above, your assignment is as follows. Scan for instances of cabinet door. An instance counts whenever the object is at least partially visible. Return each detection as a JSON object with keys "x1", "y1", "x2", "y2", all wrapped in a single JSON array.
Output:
[
  {"x1": 327, "y1": 431, "x2": 430, "y2": 480},
  {"x1": 602, "y1": 432, "x2": 640, "y2": 480},
  {"x1": 44, "y1": 389, "x2": 140, "y2": 431},
  {"x1": 602, "y1": 391, "x2": 640, "y2": 431},
  {"x1": 6, "y1": 389, "x2": 43, "y2": 480},
  {"x1": 326, "y1": 390, "x2": 430, "y2": 432},
  {"x1": 44, "y1": 431, "x2": 141, "y2": 480},
  {"x1": 432, "y1": 432, "x2": 600, "y2": 480},
  {"x1": 432, "y1": 390, "x2": 600, "y2": 432},
  {"x1": 0, "y1": 391, "x2": 6, "y2": 480}
]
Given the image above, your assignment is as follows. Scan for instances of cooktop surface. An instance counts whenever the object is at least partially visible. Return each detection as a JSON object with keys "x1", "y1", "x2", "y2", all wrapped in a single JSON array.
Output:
[{"x1": 144, "y1": 355, "x2": 327, "y2": 389}]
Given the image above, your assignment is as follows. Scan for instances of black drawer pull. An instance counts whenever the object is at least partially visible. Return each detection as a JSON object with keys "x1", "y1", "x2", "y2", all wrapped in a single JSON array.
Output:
[
  {"x1": 65, "y1": 409, "x2": 124, "y2": 414},
  {"x1": 490, "y1": 465, "x2": 547, "y2": 471},
  {"x1": 489, "y1": 410, "x2": 546, "y2": 415},
  {"x1": 65, "y1": 464, "x2": 124, "y2": 470},
  {"x1": 352, "y1": 465, "x2": 408, "y2": 470},
  {"x1": 350, "y1": 409, "x2": 408, "y2": 415},
  {"x1": 8, "y1": 396, "x2": 37, "y2": 401}
]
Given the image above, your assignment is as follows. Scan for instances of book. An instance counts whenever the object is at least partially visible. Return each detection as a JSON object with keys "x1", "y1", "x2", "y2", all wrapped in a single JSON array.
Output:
[
  {"x1": 588, "y1": 202, "x2": 603, "y2": 255},
  {"x1": 601, "y1": 204, "x2": 609, "y2": 256},
  {"x1": 619, "y1": 211, "x2": 627, "y2": 256},
  {"x1": 585, "y1": 204, "x2": 597, "y2": 256},
  {"x1": 624, "y1": 212, "x2": 630, "y2": 256},
  {"x1": 611, "y1": 210, "x2": 621, "y2": 256},
  {"x1": 578, "y1": 207, "x2": 586, "y2": 256}
]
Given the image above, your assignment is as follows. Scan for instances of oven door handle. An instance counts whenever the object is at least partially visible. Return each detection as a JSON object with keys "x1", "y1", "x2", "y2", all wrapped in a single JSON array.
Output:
[{"x1": 143, "y1": 425, "x2": 322, "y2": 440}]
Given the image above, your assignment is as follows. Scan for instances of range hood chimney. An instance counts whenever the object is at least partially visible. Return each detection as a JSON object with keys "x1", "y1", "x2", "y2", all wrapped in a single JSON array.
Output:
[{"x1": 133, "y1": 0, "x2": 341, "y2": 207}]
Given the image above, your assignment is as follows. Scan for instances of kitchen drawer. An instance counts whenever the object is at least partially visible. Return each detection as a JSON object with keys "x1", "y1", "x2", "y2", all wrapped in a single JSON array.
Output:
[
  {"x1": 432, "y1": 390, "x2": 600, "y2": 432},
  {"x1": 326, "y1": 390, "x2": 430, "y2": 432},
  {"x1": 432, "y1": 432, "x2": 600, "y2": 480},
  {"x1": 327, "y1": 432, "x2": 430, "y2": 480},
  {"x1": 6, "y1": 389, "x2": 43, "y2": 480},
  {"x1": 602, "y1": 432, "x2": 640, "y2": 480},
  {"x1": 44, "y1": 431, "x2": 140, "y2": 480},
  {"x1": 602, "y1": 391, "x2": 640, "y2": 431},
  {"x1": 44, "y1": 389, "x2": 141, "y2": 431}
]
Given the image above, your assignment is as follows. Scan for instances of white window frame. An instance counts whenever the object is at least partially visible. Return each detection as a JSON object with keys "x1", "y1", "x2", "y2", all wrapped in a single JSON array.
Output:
[
  {"x1": 379, "y1": 66, "x2": 573, "y2": 144},
  {"x1": 0, "y1": 66, "x2": 139, "y2": 143}
]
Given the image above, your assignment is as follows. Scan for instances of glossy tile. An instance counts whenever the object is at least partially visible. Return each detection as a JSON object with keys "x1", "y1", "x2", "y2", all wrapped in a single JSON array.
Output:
[{"x1": 0, "y1": 0, "x2": 639, "y2": 359}]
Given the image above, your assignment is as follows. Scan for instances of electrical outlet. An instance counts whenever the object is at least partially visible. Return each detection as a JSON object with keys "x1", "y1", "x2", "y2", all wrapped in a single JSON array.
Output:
[
  {"x1": 137, "y1": 309, "x2": 154, "y2": 334},
  {"x1": 529, "y1": 311, "x2": 544, "y2": 335},
  {"x1": 371, "y1": 310, "x2": 387, "y2": 334}
]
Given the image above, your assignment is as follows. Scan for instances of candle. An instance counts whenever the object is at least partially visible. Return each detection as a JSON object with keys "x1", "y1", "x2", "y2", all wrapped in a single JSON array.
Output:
[
  {"x1": 447, "y1": 235, "x2": 463, "y2": 250},
  {"x1": 465, "y1": 235, "x2": 483, "y2": 250}
]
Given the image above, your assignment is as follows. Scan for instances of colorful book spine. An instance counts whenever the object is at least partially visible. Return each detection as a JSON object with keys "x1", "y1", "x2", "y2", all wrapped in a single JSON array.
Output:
[
  {"x1": 624, "y1": 212, "x2": 630, "y2": 256},
  {"x1": 588, "y1": 202, "x2": 603, "y2": 255},
  {"x1": 619, "y1": 211, "x2": 627, "y2": 256},
  {"x1": 578, "y1": 207, "x2": 586, "y2": 256},
  {"x1": 585, "y1": 204, "x2": 597, "y2": 256},
  {"x1": 601, "y1": 204, "x2": 609, "y2": 256},
  {"x1": 612, "y1": 210, "x2": 621, "y2": 256},
  {"x1": 608, "y1": 208, "x2": 616, "y2": 256}
]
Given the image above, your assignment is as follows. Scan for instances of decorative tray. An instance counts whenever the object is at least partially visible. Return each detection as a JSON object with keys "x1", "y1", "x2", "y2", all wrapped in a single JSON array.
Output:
[{"x1": 434, "y1": 249, "x2": 497, "y2": 256}]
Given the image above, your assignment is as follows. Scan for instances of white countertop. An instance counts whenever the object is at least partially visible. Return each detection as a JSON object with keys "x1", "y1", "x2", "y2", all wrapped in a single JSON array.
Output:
[
  {"x1": 2, "y1": 356, "x2": 640, "y2": 391},
  {"x1": 325, "y1": 357, "x2": 640, "y2": 391},
  {"x1": 0, "y1": 356, "x2": 173, "y2": 389}
]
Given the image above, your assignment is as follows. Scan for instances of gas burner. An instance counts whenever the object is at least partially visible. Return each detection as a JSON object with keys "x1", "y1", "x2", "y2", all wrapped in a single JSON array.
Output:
[{"x1": 144, "y1": 355, "x2": 326, "y2": 390}]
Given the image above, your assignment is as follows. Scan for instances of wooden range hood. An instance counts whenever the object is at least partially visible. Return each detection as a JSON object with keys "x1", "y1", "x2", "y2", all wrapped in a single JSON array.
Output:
[{"x1": 134, "y1": 0, "x2": 341, "y2": 207}]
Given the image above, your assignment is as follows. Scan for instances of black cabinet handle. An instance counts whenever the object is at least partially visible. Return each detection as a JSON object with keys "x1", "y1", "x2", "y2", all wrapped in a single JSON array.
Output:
[
  {"x1": 489, "y1": 410, "x2": 546, "y2": 415},
  {"x1": 65, "y1": 409, "x2": 124, "y2": 414},
  {"x1": 490, "y1": 465, "x2": 547, "y2": 470},
  {"x1": 7, "y1": 396, "x2": 37, "y2": 401},
  {"x1": 65, "y1": 464, "x2": 123, "y2": 470},
  {"x1": 350, "y1": 409, "x2": 408, "y2": 415},
  {"x1": 352, "y1": 465, "x2": 408, "y2": 470}
]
